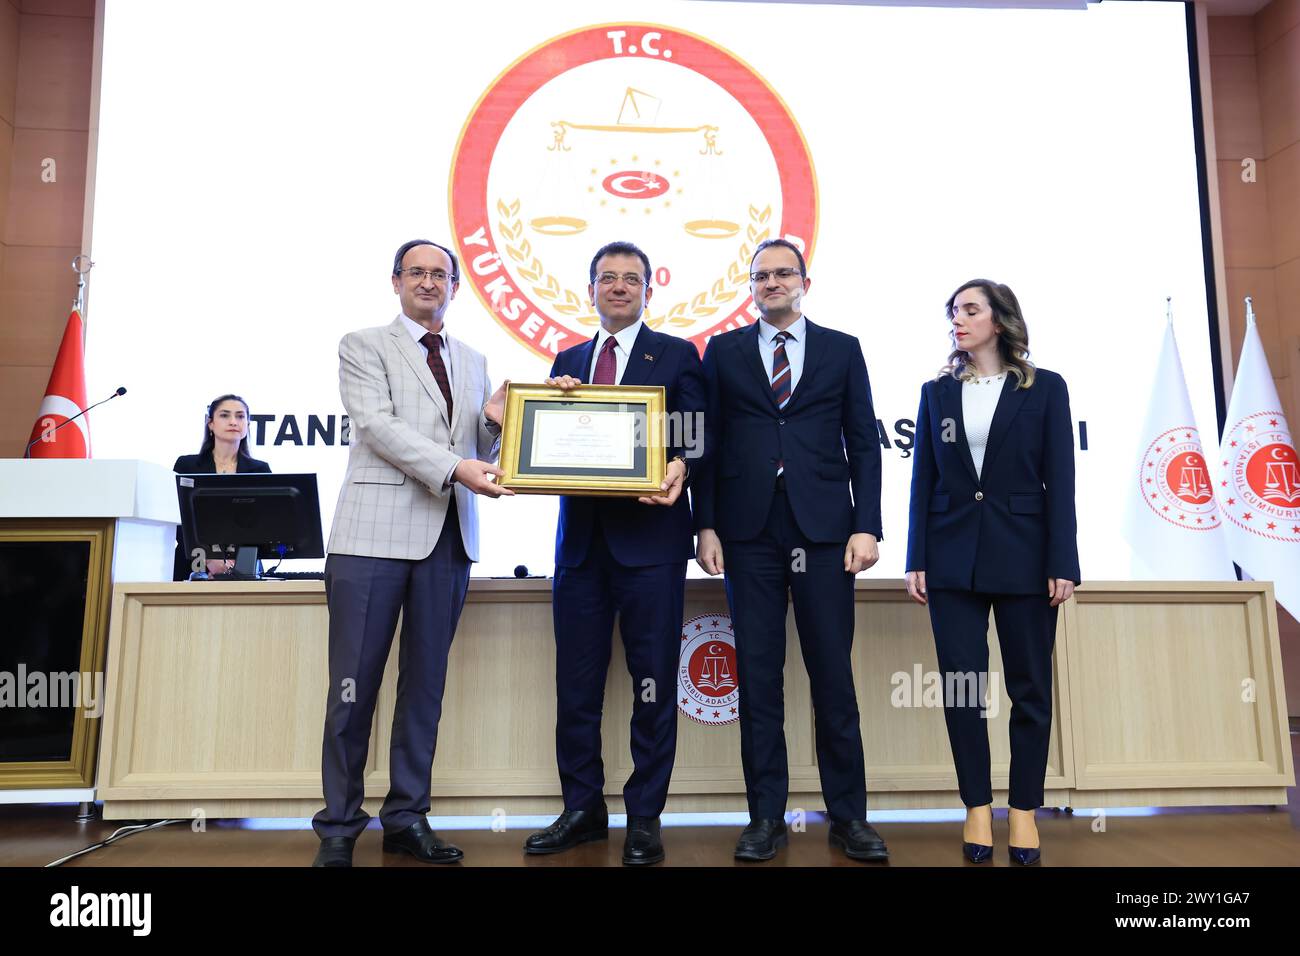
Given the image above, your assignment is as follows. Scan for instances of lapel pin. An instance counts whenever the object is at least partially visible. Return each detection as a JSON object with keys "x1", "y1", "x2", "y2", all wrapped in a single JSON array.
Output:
[{"x1": 644, "y1": 353, "x2": 654, "y2": 361}]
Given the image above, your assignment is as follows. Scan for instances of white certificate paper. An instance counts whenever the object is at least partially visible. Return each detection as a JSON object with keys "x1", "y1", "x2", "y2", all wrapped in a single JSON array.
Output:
[{"x1": 530, "y1": 409, "x2": 636, "y2": 470}]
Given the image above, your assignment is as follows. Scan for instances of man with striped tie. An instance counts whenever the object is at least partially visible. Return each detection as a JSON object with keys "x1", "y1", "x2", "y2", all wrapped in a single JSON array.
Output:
[{"x1": 693, "y1": 238, "x2": 888, "y2": 862}]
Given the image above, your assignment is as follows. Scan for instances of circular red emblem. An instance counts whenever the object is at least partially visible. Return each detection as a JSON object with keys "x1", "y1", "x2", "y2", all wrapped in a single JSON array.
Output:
[
  {"x1": 1139, "y1": 427, "x2": 1222, "y2": 529},
  {"x1": 602, "y1": 170, "x2": 670, "y2": 199},
  {"x1": 448, "y1": 24, "x2": 818, "y2": 361},
  {"x1": 1220, "y1": 411, "x2": 1300, "y2": 542},
  {"x1": 678, "y1": 613, "x2": 738, "y2": 725}
]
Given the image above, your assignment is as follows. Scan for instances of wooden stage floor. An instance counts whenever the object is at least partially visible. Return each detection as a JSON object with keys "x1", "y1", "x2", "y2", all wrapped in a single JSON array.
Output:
[{"x1": 4, "y1": 733, "x2": 1298, "y2": 869}]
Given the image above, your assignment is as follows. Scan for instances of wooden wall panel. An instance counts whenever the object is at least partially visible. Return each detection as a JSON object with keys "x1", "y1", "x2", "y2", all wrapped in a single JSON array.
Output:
[
  {"x1": 1225, "y1": 267, "x2": 1280, "y2": 369},
  {"x1": 4, "y1": 127, "x2": 85, "y2": 246},
  {"x1": 1257, "y1": 17, "x2": 1300, "y2": 155},
  {"x1": 1264, "y1": 143, "x2": 1300, "y2": 264},
  {"x1": 0, "y1": 2, "x2": 18, "y2": 128},
  {"x1": 12, "y1": 10, "x2": 89, "y2": 131},
  {"x1": 0, "y1": 243, "x2": 78, "y2": 360},
  {"x1": 1211, "y1": 53, "x2": 1266, "y2": 157},
  {"x1": 18, "y1": 0, "x2": 93, "y2": 17},
  {"x1": 0, "y1": 363, "x2": 49, "y2": 450},
  {"x1": 1255, "y1": 0, "x2": 1300, "y2": 52},
  {"x1": 0, "y1": 1, "x2": 92, "y2": 458},
  {"x1": 1216, "y1": 158, "x2": 1277, "y2": 269}
]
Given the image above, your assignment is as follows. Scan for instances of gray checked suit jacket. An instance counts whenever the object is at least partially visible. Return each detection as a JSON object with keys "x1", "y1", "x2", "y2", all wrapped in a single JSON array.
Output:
[{"x1": 327, "y1": 316, "x2": 501, "y2": 562}]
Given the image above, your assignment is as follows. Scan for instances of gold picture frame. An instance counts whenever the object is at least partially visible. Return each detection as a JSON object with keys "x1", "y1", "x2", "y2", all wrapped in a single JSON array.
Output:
[
  {"x1": 0, "y1": 518, "x2": 114, "y2": 790},
  {"x1": 498, "y1": 383, "x2": 666, "y2": 496}
]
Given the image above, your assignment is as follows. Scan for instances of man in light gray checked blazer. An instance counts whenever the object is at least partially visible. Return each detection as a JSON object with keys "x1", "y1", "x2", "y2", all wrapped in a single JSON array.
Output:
[{"x1": 312, "y1": 239, "x2": 512, "y2": 867}]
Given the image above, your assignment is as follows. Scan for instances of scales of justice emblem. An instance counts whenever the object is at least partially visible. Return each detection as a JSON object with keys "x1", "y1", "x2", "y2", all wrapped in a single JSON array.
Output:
[
  {"x1": 449, "y1": 24, "x2": 817, "y2": 361},
  {"x1": 1219, "y1": 411, "x2": 1300, "y2": 542},
  {"x1": 1139, "y1": 426, "x2": 1223, "y2": 529},
  {"x1": 678, "y1": 613, "x2": 739, "y2": 726}
]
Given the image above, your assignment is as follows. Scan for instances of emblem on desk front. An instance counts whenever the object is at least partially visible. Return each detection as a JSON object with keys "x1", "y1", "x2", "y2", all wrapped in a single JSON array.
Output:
[
  {"x1": 1219, "y1": 411, "x2": 1300, "y2": 542},
  {"x1": 449, "y1": 24, "x2": 817, "y2": 362},
  {"x1": 1139, "y1": 426, "x2": 1222, "y2": 530},
  {"x1": 678, "y1": 613, "x2": 739, "y2": 726}
]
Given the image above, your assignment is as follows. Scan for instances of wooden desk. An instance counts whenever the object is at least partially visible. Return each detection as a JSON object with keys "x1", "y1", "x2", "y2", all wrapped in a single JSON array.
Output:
[{"x1": 96, "y1": 580, "x2": 1294, "y2": 820}]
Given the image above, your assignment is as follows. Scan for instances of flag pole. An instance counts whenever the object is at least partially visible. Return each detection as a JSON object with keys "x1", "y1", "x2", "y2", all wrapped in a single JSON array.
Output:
[
  {"x1": 1166, "y1": 295, "x2": 1173, "y2": 326},
  {"x1": 1244, "y1": 295, "x2": 1255, "y2": 327},
  {"x1": 71, "y1": 254, "x2": 94, "y2": 314}
]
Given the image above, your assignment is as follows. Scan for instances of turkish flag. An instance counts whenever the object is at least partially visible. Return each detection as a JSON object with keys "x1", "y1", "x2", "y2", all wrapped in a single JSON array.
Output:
[{"x1": 27, "y1": 310, "x2": 90, "y2": 458}]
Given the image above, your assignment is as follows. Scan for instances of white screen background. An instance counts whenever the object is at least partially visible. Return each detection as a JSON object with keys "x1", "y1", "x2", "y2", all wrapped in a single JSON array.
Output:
[{"x1": 86, "y1": 0, "x2": 1215, "y2": 579}]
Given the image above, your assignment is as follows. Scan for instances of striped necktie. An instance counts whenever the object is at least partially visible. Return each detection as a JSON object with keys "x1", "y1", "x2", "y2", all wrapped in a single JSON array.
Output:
[
  {"x1": 771, "y1": 330, "x2": 792, "y2": 477},
  {"x1": 771, "y1": 331, "x2": 792, "y2": 407}
]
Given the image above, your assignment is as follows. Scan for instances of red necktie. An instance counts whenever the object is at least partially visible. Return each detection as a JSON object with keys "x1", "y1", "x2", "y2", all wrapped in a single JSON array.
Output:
[
  {"x1": 420, "y1": 332, "x2": 453, "y2": 419},
  {"x1": 593, "y1": 335, "x2": 618, "y2": 385}
]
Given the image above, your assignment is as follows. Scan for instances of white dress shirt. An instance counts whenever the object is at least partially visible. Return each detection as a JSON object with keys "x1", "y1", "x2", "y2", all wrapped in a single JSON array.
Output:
[
  {"x1": 588, "y1": 319, "x2": 644, "y2": 384},
  {"x1": 399, "y1": 312, "x2": 453, "y2": 392},
  {"x1": 756, "y1": 314, "x2": 807, "y2": 396},
  {"x1": 399, "y1": 312, "x2": 465, "y2": 488},
  {"x1": 962, "y1": 371, "x2": 1006, "y2": 479}
]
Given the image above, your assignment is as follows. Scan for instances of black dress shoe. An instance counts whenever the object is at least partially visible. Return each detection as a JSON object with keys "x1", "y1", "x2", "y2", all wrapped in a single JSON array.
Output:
[
  {"x1": 962, "y1": 842, "x2": 993, "y2": 864},
  {"x1": 828, "y1": 819, "x2": 889, "y2": 862},
  {"x1": 1008, "y1": 845, "x2": 1041, "y2": 865},
  {"x1": 622, "y1": 816, "x2": 664, "y2": 865},
  {"x1": 524, "y1": 805, "x2": 609, "y2": 854},
  {"x1": 734, "y1": 818, "x2": 788, "y2": 862},
  {"x1": 312, "y1": 836, "x2": 355, "y2": 867},
  {"x1": 382, "y1": 819, "x2": 464, "y2": 863}
]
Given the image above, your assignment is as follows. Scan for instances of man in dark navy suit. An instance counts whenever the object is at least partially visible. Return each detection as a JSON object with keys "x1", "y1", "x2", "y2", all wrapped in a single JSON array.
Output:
[
  {"x1": 523, "y1": 241, "x2": 705, "y2": 865},
  {"x1": 694, "y1": 238, "x2": 888, "y2": 862}
]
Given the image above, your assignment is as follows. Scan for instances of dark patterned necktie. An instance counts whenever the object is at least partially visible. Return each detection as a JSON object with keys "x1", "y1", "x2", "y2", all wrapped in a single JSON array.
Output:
[
  {"x1": 593, "y1": 335, "x2": 618, "y2": 385},
  {"x1": 421, "y1": 332, "x2": 453, "y2": 419},
  {"x1": 771, "y1": 331, "x2": 793, "y2": 475},
  {"x1": 771, "y1": 331, "x2": 792, "y2": 407}
]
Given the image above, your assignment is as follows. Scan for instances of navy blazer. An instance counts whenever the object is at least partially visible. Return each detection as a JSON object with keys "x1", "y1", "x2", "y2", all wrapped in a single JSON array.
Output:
[
  {"x1": 693, "y1": 318, "x2": 883, "y2": 544},
  {"x1": 549, "y1": 323, "x2": 706, "y2": 568},
  {"x1": 905, "y1": 369, "x2": 1080, "y2": 593}
]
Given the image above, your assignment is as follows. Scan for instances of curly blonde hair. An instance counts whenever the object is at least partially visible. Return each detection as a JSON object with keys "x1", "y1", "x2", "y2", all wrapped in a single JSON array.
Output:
[{"x1": 938, "y1": 279, "x2": 1036, "y2": 389}]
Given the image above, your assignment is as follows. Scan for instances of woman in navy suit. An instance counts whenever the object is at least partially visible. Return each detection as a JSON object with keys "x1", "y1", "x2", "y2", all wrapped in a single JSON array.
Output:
[{"x1": 904, "y1": 279, "x2": 1079, "y2": 865}]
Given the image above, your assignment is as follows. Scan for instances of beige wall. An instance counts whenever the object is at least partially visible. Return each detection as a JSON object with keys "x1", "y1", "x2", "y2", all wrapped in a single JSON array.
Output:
[
  {"x1": 0, "y1": 0, "x2": 92, "y2": 459},
  {"x1": 1207, "y1": 0, "x2": 1300, "y2": 716}
]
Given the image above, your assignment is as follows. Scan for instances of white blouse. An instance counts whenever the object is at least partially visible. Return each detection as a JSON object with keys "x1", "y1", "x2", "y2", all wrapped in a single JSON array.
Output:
[{"x1": 962, "y1": 372, "x2": 1007, "y2": 478}]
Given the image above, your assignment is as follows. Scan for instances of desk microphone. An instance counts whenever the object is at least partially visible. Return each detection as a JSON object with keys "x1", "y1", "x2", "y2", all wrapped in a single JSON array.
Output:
[{"x1": 24, "y1": 386, "x2": 127, "y2": 458}]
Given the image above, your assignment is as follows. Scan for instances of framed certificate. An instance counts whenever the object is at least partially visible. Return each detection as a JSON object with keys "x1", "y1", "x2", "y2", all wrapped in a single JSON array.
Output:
[{"x1": 498, "y1": 383, "x2": 667, "y2": 496}]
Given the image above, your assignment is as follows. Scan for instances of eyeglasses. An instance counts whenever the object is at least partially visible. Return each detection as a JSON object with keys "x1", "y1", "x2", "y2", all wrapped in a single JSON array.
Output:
[
  {"x1": 750, "y1": 268, "x2": 803, "y2": 283},
  {"x1": 401, "y1": 268, "x2": 455, "y2": 284},
  {"x1": 595, "y1": 272, "x2": 646, "y2": 288}
]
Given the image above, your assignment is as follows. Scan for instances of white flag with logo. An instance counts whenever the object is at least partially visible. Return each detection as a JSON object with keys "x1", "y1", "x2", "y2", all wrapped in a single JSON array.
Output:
[
  {"x1": 1217, "y1": 312, "x2": 1300, "y2": 615},
  {"x1": 1123, "y1": 321, "x2": 1235, "y2": 578}
]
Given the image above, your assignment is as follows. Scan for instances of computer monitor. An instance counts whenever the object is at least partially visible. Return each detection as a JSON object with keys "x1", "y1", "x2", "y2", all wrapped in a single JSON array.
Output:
[{"x1": 176, "y1": 473, "x2": 324, "y2": 578}]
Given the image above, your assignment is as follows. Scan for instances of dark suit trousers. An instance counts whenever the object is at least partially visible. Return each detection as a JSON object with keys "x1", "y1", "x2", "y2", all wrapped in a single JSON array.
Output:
[
  {"x1": 551, "y1": 520, "x2": 686, "y2": 817},
  {"x1": 313, "y1": 496, "x2": 469, "y2": 840},
  {"x1": 723, "y1": 486, "x2": 867, "y2": 823},
  {"x1": 926, "y1": 588, "x2": 1058, "y2": 810}
]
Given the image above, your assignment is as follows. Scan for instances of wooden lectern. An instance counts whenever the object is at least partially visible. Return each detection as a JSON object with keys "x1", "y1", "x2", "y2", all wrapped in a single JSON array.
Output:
[{"x1": 0, "y1": 459, "x2": 178, "y2": 790}]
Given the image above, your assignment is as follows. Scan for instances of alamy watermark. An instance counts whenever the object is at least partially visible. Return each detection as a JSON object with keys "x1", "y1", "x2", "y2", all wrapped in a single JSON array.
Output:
[
  {"x1": 0, "y1": 665, "x2": 104, "y2": 718},
  {"x1": 890, "y1": 664, "x2": 1001, "y2": 718}
]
